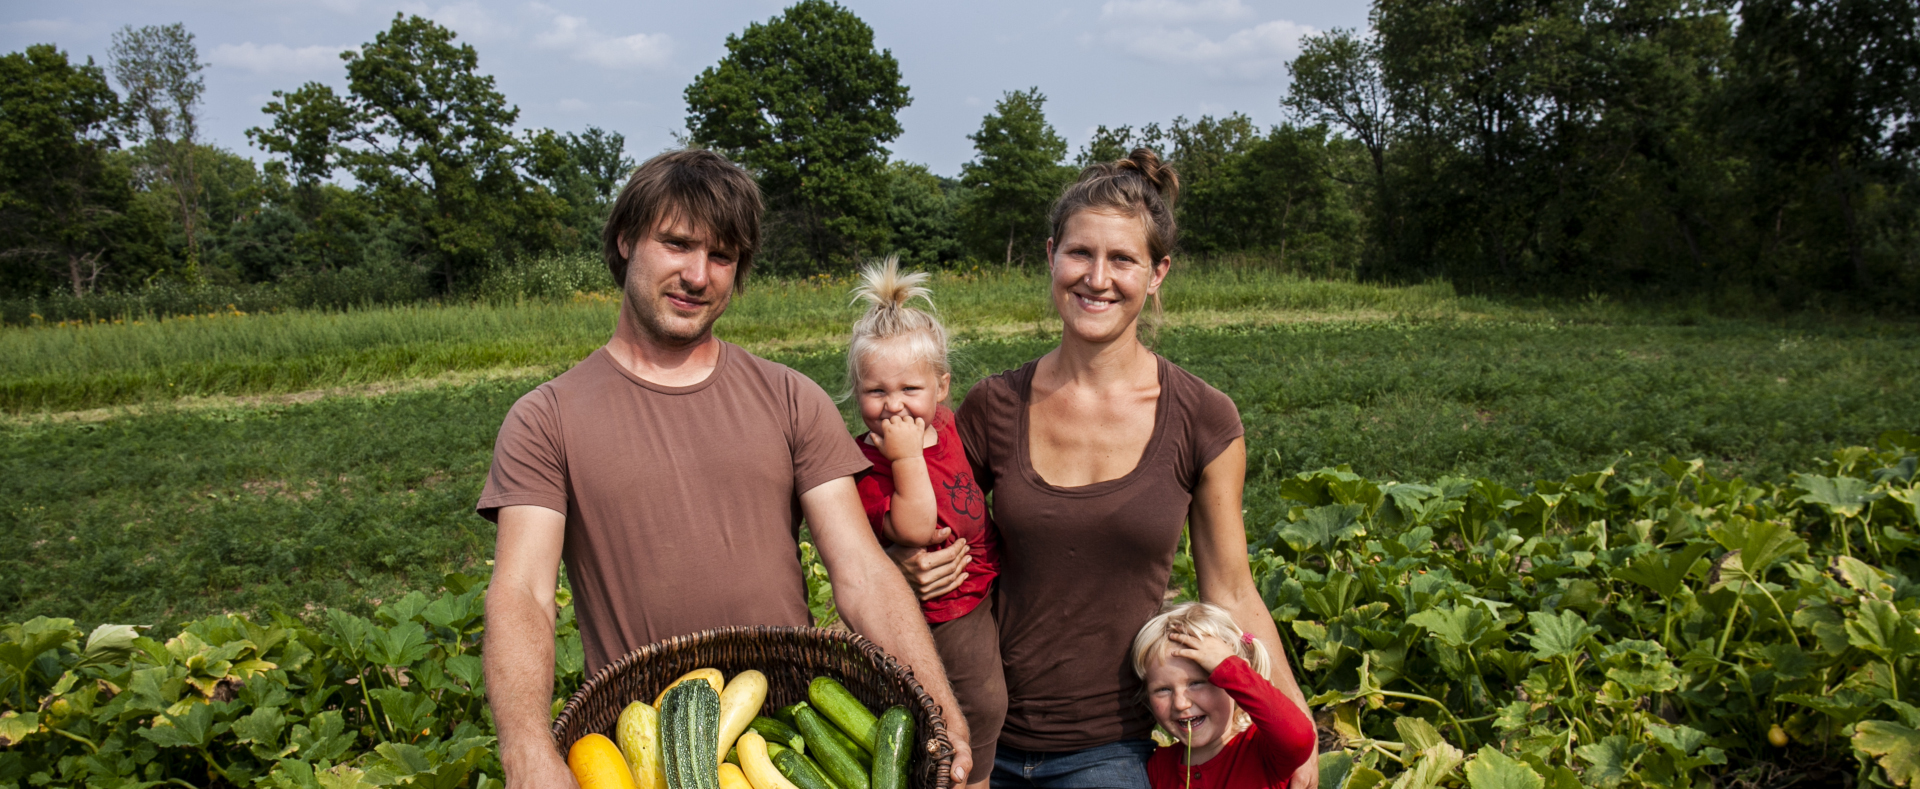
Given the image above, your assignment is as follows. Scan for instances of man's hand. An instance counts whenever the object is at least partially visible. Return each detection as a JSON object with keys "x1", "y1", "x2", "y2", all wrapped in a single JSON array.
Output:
[
  {"x1": 802, "y1": 477, "x2": 973, "y2": 786},
  {"x1": 875, "y1": 415, "x2": 928, "y2": 462},
  {"x1": 884, "y1": 531, "x2": 971, "y2": 601}
]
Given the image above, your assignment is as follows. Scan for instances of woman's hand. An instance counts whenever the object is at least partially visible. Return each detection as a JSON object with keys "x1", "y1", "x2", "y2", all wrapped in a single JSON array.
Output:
[
  {"x1": 1166, "y1": 626, "x2": 1236, "y2": 674},
  {"x1": 884, "y1": 528, "x2": 970, "y2": 601}
]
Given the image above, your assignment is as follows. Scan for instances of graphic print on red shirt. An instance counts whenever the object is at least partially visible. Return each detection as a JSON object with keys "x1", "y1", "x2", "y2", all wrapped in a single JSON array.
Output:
[
  {"x1": 1145, "y1": 656, "x2": 1318, "y2": 789},
  {"x1": 854, "y1": 405, "x2": 1001, "y2": 623}
]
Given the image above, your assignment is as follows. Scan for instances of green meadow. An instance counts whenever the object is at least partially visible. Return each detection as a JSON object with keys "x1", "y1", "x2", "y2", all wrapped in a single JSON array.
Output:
[{"x1": 2, "y1": 269, "x2": 1916, "y2": 626}]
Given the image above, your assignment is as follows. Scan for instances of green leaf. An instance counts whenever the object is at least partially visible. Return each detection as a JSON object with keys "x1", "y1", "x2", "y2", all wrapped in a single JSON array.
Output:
[
  {"x1": 367, "y1": 622, "x2": 431, "y2": 667},
  {"x1": 0, "y1": 711, "x2": 38, "y2": 747},
  {"x1": 1793, "y1": 473, "x2": 1881, "y2": 519},
  {"x1": 1394, "y1": 716, "x2": 1445, "y2": 750},
  {"x1": 1319, "y1": 752, "x2": 1355, "y2": 789},
  {"x1": 1601, "y1": 640, "x2": 1679, "y2": 694},
  {"x1": 1854, "y1": 721, "x2": 1920, "y2": 788},
  {"x1": 1464, "y1": 747, "x2": 1543, "y2": 789},
  {"x1": 1611, "y1": 543, "x2": 1712, "y2": 598},
  {"x1": 371, "y1": 687, "x2": 438, "y2": 735},
  {"x1": 1390, "y1": 741, "x2": 1465, "y2": 789},
  {"x1": 232, "y1": 706, "x2": 287, "y2": 749},
  {"x1": 1408, "y1": 604, "x2": 1500, "y2": 649},
  {"x1": 139, "y1": 702, "x2": 222, "y2": 749},
  {"x1": 1574, "y1": 735, "x2": 1646, "y2": 788},
  {"x1": 1707, "y1": 517, "x2": 1806, "y2": 585},
  {"x1": 0, "y1": 616, "x2": 81, "y2": 675},
  {"x1": 1280, "y1": 503, "x2": 1368, "y2": 553},
  {"x1": 1846, "y1": 599, "x2": 1920, "y2": 661},
  {"x1": 290, "y1": 710, "x2": 357, "y2": 763},
  {"x1": 1525, "y1": 609, "x2": 1599, "y2": 660}
]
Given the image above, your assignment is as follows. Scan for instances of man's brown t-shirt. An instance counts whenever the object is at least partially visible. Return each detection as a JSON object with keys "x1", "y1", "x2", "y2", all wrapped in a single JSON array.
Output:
[
  {"x1": 477, "y1": 342, "x2": 869, "y2": 677},
  {"x1": 956, "y1": 355, "x2": 1244, "y2": 752}
]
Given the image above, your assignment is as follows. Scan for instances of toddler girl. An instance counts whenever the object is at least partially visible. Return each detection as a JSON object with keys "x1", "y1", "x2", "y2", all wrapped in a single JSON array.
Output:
[
  {"x1": 847, "y1": 257, "x2": 1004, "y2": 789},
  {"x1": 1132, "y1": 602, "x2": 1317, "y2": 789}
]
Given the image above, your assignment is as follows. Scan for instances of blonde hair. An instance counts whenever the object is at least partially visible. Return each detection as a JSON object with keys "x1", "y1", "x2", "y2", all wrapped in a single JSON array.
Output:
[
  {"x1": 847, "y1": 256, "x2": 951, "y2": 392},
  {"x1": 1131, "y1": 602, "x2": 1272, "y2": 731}
]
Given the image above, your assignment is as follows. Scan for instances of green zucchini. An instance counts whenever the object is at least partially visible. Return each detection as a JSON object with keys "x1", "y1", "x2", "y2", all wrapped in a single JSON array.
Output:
[
  {"x1": 807, "y1": 677, "x2": 879, "y2": 756},
  {"x1": 769, "y1": 743, "x2": 840, "y2": 789},
  {"x1": 750, "y1": 716, "x2": 806, "y2": 754},
  {"x1": 662, "y1": 679, "x2": 722, "y2": 789},
  {"x1": 773, "y1": 703, "x2": 807, "y2": 728},
  {"x1": 870, "y1": 707, "x2": 913, "y2": 789},
  {"x1": 794, "y1": 705, "x2": 871, "y2": 789}
]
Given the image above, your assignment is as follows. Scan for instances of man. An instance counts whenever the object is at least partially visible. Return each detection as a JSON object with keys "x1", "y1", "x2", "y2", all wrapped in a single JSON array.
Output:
[{"x1": 479, "y1": 149, "x2": 971, "y2": 788}]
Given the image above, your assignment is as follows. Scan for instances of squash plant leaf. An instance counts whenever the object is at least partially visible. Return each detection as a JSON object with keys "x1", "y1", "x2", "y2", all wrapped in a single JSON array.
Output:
[
  {"x1": 1280, "y1": 503, "x2": 1368, "y2": 553},
  {"x1": 0, "y1": 711, "x2": 37, "y2": 748},
  {"x1": 1574, "y1": 735, "x2": 1646, "y2": 788},
  {"x1": 1792, "y1": 474, "x2": 1881, "y2": 519},
  {"x1": 1611, "y1": 543, "x2": 1712, "y2": 598},
  {"x1": 1853, "y1": 721, "x2": 1920, "y2": 788},
  {"x1": 1464, "y1": 747, "x2": 1543, "y2": 789},
  {"x1": 1707, "y1": 517, "x2": 1806, "y2": 583},
  {"x1": 1845, "y1": 599, "x2": 1920, "y2": 661},
  {"x1": 1526, "y1": 610, "x2": 1599, "y2": 660},
  {"x1": 1407, "y1": 604, "x2": 1501, "y2": 649}
]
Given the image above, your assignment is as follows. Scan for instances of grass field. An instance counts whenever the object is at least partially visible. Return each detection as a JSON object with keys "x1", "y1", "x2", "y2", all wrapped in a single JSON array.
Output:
[{"x1": 3, "y1": 269, "x2": 1916, "y2": 627}]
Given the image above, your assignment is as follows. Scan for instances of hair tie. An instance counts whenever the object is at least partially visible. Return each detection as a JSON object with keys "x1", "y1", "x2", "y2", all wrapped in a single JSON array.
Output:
[{"x1": 1241, "y1": 633, "x2": 1255, "y2": 646}]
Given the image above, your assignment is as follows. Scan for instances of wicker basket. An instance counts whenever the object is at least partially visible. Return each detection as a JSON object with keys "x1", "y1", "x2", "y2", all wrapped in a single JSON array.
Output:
[{"x1": 551, "y1": 626, "x2": 956, "y2": 789}]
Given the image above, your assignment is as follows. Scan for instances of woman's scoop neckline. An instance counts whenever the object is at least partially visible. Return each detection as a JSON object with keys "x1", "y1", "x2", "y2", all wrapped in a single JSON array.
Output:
[{"x1": 1014, "y1": 353, "x2": 1172, "y2": 497}]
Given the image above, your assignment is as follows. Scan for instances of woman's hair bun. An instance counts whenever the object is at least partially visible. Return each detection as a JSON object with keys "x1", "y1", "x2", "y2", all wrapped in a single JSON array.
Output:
[{"x1": 1117, "y1": 147, "x2": 1180, "y2": 207}]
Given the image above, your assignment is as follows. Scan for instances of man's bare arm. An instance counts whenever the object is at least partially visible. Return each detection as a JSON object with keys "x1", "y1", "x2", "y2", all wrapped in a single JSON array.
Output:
[
  {"x1": 1189, "y1": 440, "x2": 1319, "y2": 789},
  {"x1": 802, "y1": 476, "x2": 974, "y2": 786},
  {"x1": 485, "y1": 505, "x2": 579, "y2": 789}
]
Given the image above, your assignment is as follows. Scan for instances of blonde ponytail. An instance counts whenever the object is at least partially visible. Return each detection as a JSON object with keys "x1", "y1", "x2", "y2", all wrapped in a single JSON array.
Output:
[{"x1": 847, "y1": 256, "x2": 951, "y2": 392}]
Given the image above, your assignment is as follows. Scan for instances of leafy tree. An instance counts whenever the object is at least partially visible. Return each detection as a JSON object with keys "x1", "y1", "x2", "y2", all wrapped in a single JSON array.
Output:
[
  {"x1": 685, "y1": 0, "x2": 910, "y2": 271},
  {"x1": 1285, "y1": 29, "x2": 1394, "y2": 188},
  {"x1": 1183, "y1": 125, "x2": 1362, "y2": 272},
  {"x1": 109, "y1": 23, "x2": 207, "y2": 283},
  {"x1": 959, "y1": 88, "x2": 1071, "y2": 265},
  {"x1": 529, "y1": 126, "x2": 635, "y2": 254},
  {"x1": 0, "y1": 45, "x2": 159, "y2": 297},
  {"x1": 885, "y1": 161, "x2": 963, "y2": 268},
  {"x1": 248, "y1": 14, "x2": 568, "y2": 289},
  {"x1": 1721, "y1": 0, "x2": 1920, "y2": 291}
]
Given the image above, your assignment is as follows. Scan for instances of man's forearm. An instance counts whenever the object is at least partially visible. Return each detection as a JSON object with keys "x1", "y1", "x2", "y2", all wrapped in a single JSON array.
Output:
[
  {"x1": 486, "y1": 587, "x2": 564, "y2": 775},
  {"x1": 833, "y1": 559, "x2": 972, "y2": 746}
]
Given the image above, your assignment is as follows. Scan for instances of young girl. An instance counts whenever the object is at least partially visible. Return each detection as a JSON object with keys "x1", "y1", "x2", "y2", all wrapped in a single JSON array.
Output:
[
  {"x1": 847, "y1": 256, "x2": 1004, "y2": 789},
  {"x1": 1132, "y1": 602, "x2": 1318, "y2": 789}
]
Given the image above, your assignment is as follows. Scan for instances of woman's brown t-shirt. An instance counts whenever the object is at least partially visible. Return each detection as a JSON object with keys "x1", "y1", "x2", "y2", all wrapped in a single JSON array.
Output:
[{"x1": 955, "y1": 355, "x2": 1244, "y2": 752}]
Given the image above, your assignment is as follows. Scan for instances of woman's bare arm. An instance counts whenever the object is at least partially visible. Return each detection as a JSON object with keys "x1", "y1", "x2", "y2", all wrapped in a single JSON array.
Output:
[{"x1": 1189, "y1": 439, "x2": 1319, "y2": 789}]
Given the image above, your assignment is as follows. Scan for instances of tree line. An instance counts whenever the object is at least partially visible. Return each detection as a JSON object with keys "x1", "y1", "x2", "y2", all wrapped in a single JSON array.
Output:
[{"x1": 2, "y1": 0, "x2": 1915, "y2": 312}]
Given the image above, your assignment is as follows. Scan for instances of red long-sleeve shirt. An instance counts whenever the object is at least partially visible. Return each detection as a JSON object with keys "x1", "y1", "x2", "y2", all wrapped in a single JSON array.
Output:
[{"x1": 1146, "y1": 656, "x2": 1318, "y2": 789}]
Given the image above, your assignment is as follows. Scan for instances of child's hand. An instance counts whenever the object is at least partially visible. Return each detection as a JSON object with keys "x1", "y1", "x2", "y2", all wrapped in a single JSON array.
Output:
[
  {"x1": 1167, "y1": 626, "x2": 1238, "y2": 674},
  {"x1": 875, "y1": 415, "x2": 928, "y2": 462}
]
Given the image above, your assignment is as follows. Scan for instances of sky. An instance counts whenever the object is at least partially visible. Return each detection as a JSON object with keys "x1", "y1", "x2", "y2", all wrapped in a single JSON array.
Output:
[{"x1": 2, "y1": 0, "x2": 1371, "y2": 178}]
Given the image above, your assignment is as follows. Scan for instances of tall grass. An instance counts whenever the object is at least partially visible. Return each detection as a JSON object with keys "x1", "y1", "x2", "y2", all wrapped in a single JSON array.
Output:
[{"x1": 0, "y1": 265, "x2": 1481, "y2": 414}]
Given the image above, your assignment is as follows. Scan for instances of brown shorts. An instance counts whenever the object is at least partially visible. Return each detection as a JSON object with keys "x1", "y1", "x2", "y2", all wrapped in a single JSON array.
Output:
[{"x1": 929, "y1": 594, "x2": 1006, "y2": 782}]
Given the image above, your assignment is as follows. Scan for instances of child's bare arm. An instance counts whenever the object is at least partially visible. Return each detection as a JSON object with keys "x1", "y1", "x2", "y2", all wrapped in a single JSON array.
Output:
[{"x1": 877, "y1": 415, "x2": 940, "y2": 547}]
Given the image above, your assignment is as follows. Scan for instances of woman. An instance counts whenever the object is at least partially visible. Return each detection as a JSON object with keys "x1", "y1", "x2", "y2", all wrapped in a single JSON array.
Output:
[{"x1": 893, "y1": 149, "x2": 1317, "y2": 789}]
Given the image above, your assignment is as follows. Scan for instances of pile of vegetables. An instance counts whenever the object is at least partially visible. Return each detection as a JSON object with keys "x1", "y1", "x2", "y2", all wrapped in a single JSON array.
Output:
[{"x1": 566, "y1": 669, "x2": 915, "y2": 789}]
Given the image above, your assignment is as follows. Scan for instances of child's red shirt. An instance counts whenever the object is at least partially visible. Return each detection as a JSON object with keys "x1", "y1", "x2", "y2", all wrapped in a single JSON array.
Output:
[
  {"x1": 1146, "y1": 656, "x2": 1318, "y2": 789},
  {"x1": 854, "y1": 405, "x2": 1000, "y2": 623}
]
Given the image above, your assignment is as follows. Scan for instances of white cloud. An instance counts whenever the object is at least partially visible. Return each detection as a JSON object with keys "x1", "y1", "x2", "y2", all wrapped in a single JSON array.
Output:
[
  {"x1": 1100, "y1": 0, "x2": 1255, "y2": 24},
  {"x1": 531, "y1": 10, "x2": 673, "y2": 70},
  {"x1": 399, "y1": 2, "x2": 513, "y2": 41},
  {"x1": 1106, "y1": 18, "x2": 1314, "y2": 80},
  {"x1": 207, "y1": 43, "x2": 354, "y2": 75}
]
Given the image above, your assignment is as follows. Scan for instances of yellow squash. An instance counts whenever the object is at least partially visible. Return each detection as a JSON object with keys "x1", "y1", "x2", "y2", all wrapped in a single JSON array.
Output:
[
  {"x1": 653, "y1": 668, "x2": 726, "y2": 708},
  {"x1": 736, "y1": 731, "x2": 801, "y2": 789},
  {"x1": 616, "y1": 700, "x2": 667, "y2": 789},
  {"x1": 718, "y1": 762, "x2": 754, "y2": 789},
  {"x1": 715, "y1": 670, "x2": 769, "y2": 762},
  {"x1": 569, "y1": 733, "x2": 639, "y2": 789}
]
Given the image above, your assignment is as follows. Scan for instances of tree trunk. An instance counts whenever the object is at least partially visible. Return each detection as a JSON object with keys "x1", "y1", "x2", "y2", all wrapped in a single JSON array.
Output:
[
  {"x1": 1830, "y1": 152, "x2": 1867, "y2": 290},
  {"x1": 68, "y1": 254, "x2": 85, "y2": 298},
  {"x1": 1005, "y1": 222, "x2": 1016, "y2": 266}
]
